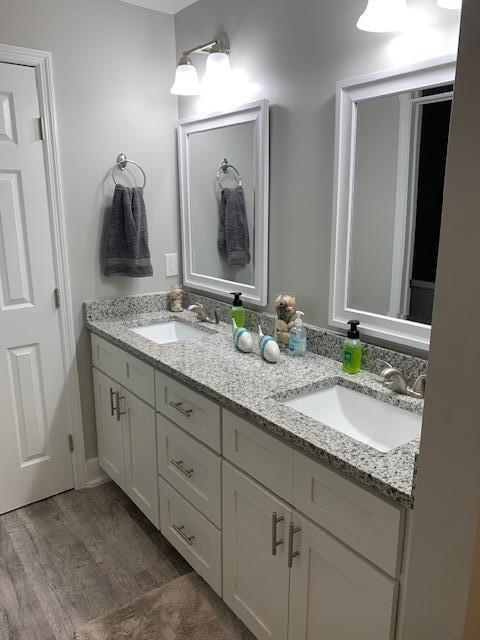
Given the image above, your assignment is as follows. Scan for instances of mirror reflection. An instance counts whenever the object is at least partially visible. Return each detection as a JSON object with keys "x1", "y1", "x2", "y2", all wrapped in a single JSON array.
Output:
[
  {"x1": 189, "y1": 122, "x2": 255, "y2": 286},
  {"x1": 348, "y1": 84, "x2": 453, "y2": 325}
]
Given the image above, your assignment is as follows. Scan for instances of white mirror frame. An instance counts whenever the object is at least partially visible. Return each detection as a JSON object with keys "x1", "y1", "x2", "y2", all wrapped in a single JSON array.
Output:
[
  {"x1": 330, "y1": 55, "x2": 456, "y2": 351},
  {"x1": 178, "y1": 100, "x2": 269, "y2": 306}
]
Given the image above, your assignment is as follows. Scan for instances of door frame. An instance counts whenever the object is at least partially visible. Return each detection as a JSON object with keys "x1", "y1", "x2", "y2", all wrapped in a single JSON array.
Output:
[{"x1": 0, "y1": 43, "x2": 86, "y2": 489}]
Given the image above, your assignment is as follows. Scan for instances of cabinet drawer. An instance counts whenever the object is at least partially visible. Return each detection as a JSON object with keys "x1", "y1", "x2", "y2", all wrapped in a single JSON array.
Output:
[
  {"x1": 293, "y1": 451, "x2": 404, "y2": 577},
  {"x1": 92, "y1": 334, "x2": 154, "y2": 406},
  {"x1": 223, "y1": 410, "x2": 293, "y2": 503},
  {"x1": 92, "y1": 334, "x2": 122, "y2": 382},
  {"x1": 120, "y1": 351, "x2": 155, "y2": 407},
  {"x1": 157, "y1": 414, "x2": 222, "y2": 527},
  {"x1": 155, "y1": 372, "x2": 221, "y2": 452},
  {"x1": 159, "y1": 477, "x2": 222, "y2": 595}
]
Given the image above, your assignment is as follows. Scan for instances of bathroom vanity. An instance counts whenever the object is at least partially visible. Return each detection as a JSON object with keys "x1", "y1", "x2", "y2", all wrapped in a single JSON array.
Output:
[{"x1": 86, "y1": 298, "x2": 422, "y2": 640}]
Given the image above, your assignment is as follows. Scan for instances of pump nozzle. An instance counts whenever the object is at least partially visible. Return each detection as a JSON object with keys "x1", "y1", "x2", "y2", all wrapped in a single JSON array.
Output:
[
  {"x1": 294, "y1": 311, "x2": 305, "y2": 326},
  {"x1": 347, "y1": 320, "x2": 360, "y2": 339},
  {"x1": 230, "y1": 292, "x2": 243, "y2": 307}
]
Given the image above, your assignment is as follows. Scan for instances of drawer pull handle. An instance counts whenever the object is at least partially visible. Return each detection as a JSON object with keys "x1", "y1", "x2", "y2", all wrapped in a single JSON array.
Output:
[
  {"x1": 271, "y1": 512, "x2": 285, "y2": 556},
  {"x1": 170, "y1": 459, "x2": 194, "y2": 478},
  {"x1": 116, "y1": 391, "x2": 126, "y2": 421},
  {"x1": 169, "y1": 401, "x2": 193, "y2": 418},
  {"x1": 110, "y1": 387, "x2": 116, "y2": 416},
  {"x1": 288, "y1": 521, "x2": 301, "y2": 568},
  {"x1": 172, "y1": 523, "x2": 195, "y2": 546}
]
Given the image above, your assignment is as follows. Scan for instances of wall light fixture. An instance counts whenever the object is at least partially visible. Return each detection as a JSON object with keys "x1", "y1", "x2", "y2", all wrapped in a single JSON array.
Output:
[
  {"x1": 357, "y1": 0, "x2": 409, "y2": 32},
  {"x1": 170, "y1": 34, "x2": 231, "y2": 96}
]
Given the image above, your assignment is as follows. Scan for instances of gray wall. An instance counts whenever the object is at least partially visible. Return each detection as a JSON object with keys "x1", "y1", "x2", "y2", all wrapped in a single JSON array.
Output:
[
  {"x1": 349, "y1": 95, "x2": 401, "y2": 315},
  {"x1": 0, "y1": 0, "x2": 179, "y2": 459},
  {"x1": 174, "y1": 0, "x2": 460, "y2": 325}
]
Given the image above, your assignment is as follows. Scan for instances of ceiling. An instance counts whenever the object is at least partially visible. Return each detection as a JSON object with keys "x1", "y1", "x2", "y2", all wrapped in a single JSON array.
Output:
[{"x1": 119, "y1": 0, "x2": 199, "y2": 15}]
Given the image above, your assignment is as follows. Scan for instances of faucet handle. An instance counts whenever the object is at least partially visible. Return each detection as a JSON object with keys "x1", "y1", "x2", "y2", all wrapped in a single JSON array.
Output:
[
  {"x1": 377, "y1": 359, "x2": 394, "y2": 374},
  {"x1": 411, "y1": 374, "x2": 427, "y2": 397}
]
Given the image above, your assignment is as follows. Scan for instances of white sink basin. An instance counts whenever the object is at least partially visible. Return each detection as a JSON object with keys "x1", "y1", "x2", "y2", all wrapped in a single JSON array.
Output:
[
  {"x1": 283, "y1": 385, "x2": 421, "y2": 452},
  {"x1": 131, "y1": 321, "x2": 205, "y2": 345}
]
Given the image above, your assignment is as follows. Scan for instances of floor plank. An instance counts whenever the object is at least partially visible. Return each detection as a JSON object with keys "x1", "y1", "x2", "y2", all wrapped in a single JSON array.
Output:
[{"x1": 0, "y1": 482, "x2": 190, "y2": 639}]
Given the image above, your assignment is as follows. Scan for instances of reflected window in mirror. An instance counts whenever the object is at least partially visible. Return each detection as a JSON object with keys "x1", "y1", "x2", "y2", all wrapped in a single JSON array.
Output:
[{"x1": 349, "y1": 84, "x2": 452, "y2": 326}]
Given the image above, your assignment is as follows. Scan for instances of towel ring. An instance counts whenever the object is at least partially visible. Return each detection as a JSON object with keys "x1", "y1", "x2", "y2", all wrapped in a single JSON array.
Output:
[
  {"x1": 112, "y1": 153, "x2": 147, "y2": 189},
  {"x1": 216, "y1": 158, "x2": 242, "y2": 189}
]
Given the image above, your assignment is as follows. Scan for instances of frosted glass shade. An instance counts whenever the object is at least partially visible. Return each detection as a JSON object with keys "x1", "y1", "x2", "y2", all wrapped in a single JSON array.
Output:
[
  {"x1": 357, "y1": 0, "x2": 409, "y2": 32},
  {"x1": 438, "y1": 0, "x2": 461, "y2": 8},
  {"x1": 203, "y1": 52, "x2": 231, "y2": 87},
  {"x1": 170, "y1": 63, "x2": 201, "y2": 96}
]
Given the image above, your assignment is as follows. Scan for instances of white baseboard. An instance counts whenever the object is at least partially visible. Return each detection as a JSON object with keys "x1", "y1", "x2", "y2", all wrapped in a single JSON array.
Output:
[{"x1": 84, "y1": 457, "x2": 110, "y2": 488}]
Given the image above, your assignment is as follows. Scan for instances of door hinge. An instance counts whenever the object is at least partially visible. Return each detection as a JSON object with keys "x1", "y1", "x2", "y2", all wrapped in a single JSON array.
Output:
[
  {"x1": 37, "y1": 117, "x2": 45, "y2": 141},
  {"x1": 54, "y1": 287, "x2": 60, "y2": 309},
  {"x1": 68, "y1": 434, "x2": 74, "y2": 452}
]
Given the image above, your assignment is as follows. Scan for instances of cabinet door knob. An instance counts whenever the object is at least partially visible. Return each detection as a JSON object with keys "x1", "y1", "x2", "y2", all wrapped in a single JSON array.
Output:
[
  {"x1": 271, "y1": 512, "x2": 285, "y2": 556},
  {"x1": 288, "y1": 521, "x2": 301, "y2": 568}
]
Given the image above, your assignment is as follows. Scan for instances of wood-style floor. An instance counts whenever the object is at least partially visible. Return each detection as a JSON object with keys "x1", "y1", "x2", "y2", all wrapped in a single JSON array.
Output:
[{"x1": 0, "y1": 482, "x2": 191, "y2": 640}]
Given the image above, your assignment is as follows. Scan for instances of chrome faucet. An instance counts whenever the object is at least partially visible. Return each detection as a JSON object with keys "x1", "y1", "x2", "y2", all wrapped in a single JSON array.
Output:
[
  {"x1": 378, "y1": 361, "x2": 427, "y2": 399},
  {"x1": 187, "y1": 303, "x2": 219, "y2": 324}
]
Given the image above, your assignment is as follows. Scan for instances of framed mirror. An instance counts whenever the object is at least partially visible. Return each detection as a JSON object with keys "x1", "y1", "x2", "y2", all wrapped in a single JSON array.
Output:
[
  {"x1": 178, "y1": 100, "x2": 269, "y2": 306},
  {"x1": 330, "y1": 56, "x2": 456, "y2": 350}
]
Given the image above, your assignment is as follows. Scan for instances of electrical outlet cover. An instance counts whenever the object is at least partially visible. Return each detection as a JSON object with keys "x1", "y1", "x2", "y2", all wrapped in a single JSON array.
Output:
[{"x1": 165, "y1": 252, "x2": 178, "y2": 277}]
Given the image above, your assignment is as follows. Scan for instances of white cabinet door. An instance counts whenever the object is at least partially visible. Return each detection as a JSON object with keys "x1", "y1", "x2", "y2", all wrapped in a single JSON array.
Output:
[
  {"x1": 288, "y1": 512, "x2": 398, "y2": 640},
  {"x1": 93, "y1": 368, "x2": 125, "y2": 489},
  {"x1": 222, "y1": 462, "x2": 291, "y2": 640},
  {"x1": 122, "y1": 389, "x2": 158, "y2": 527}
]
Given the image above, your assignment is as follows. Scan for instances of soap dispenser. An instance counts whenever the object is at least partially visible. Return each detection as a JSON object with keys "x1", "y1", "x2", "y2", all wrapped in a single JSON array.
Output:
[
  {"x1": 288, "y1": 311, "x2": 307, "y2": 356},
  {"x1": 230, "y1": 292, "x2": 245, "y2": 328},
  {"x1": 342, "y1": 320, "x2": 363, "y2": 374}
]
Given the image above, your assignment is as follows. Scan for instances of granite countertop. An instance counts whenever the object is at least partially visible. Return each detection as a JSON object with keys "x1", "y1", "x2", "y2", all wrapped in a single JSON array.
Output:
[{"x1": 86, "y1": 308, "x2": 423, "y2": 509}]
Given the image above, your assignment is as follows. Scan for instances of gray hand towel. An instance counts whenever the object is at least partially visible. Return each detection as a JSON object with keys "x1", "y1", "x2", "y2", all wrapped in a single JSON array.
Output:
[
  {"x1": 217, "y1": 186, "x2": 251, "y2": 266},
  {"x1": 103, "y1": 184, "x2": 153, "y2": 277}
]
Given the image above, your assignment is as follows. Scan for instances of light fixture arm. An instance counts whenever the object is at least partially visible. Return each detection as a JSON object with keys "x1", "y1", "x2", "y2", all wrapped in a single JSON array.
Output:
[{"x1": 179, "y1": 33, "x2": 230, "y2": 63}]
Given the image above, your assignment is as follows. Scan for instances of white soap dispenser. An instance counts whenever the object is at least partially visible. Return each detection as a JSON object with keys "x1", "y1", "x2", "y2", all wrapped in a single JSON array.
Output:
[{"x1": 288, "y1": 311, "x2": 307, "y2": 356}]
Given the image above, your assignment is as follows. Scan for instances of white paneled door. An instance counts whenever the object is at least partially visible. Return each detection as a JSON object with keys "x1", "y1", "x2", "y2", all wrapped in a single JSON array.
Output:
[{"x1": 0, "y1": 62, "x2": 73, "y2": 514}]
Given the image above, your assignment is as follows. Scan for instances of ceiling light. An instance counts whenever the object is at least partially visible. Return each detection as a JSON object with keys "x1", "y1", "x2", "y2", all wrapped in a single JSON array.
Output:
[
  {"x1": 438, "y1": 0, "x2": 462, "y2": 9},
  {"x1": 357, "y1": 0, "x2": 409, "y2": 33},
  {"x1": 170, "y1": 56, "x2": 201, "y2": 96}
]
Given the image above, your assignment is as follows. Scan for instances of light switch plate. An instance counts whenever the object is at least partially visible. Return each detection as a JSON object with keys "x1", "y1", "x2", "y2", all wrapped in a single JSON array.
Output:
[{"x1": 165, "y1": 252, "x2": 178, "y2": 277}]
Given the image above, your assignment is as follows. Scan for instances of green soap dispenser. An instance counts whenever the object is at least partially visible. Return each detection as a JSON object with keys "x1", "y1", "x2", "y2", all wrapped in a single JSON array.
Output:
[
  {"x1": 342, "y1": 320, "x2": 363, "y2": 374},
  {"x1": 230, "y1": 292, "x2": 245, "y2": 328}
]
